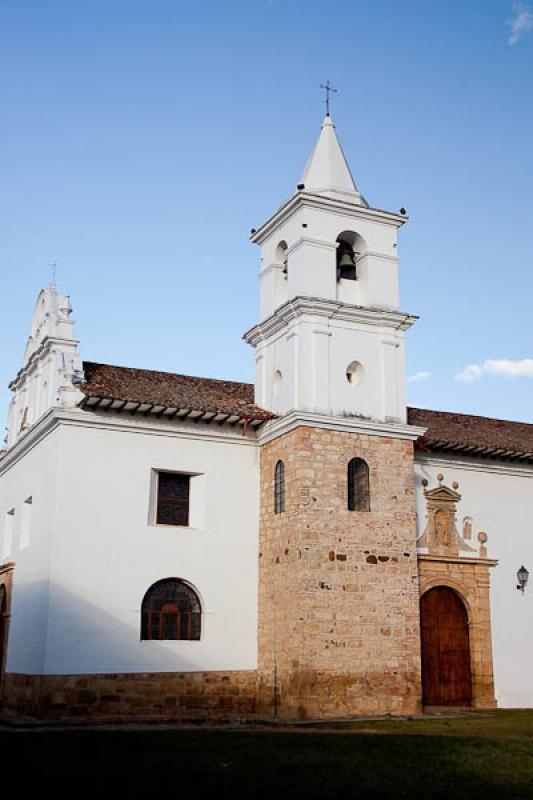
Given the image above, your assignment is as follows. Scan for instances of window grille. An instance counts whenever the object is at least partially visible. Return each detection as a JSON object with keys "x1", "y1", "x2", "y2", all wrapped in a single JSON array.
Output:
[
  {"x1": 274, "y1": 460, "x2": 285, "y2": 514},
  {"x1": 347, "y1": 458, "x2": 370, "y2": 512},
  {"x1": 141, "y1": 578, "x2": 201, "y2": 641},
  {"x1": 156, "y1": 472, "x2": 190, "y2": 526}
]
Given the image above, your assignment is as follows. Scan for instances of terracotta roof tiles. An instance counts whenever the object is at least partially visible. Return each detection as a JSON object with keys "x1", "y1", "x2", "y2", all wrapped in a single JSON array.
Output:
[
  {"x1": 408, "y1": 407, "x2": 533, "y2": 460},
  {"x1": 80, "y1": 361, "x2": 274, "y2": 423},
  {"x1": 80, "y1": 361, "x2": 533, "y2": 458}
]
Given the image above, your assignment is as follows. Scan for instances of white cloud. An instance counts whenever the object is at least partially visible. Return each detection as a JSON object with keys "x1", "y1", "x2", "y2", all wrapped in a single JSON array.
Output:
[
  {"x1": 455, "y1": 358, "x2": 533, "y2": 382},
  {"x1": 407, "y1": 370, "x2": 432, "y2": 384},
  {"x1": 508, "y1": 2, "x2": 533, "y2": 45}
]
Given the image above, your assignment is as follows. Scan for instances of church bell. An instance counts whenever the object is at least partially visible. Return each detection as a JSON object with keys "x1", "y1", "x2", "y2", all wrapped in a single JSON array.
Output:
[{"x1": 337, "y1": 241, "x2": 357, "y2": 281}]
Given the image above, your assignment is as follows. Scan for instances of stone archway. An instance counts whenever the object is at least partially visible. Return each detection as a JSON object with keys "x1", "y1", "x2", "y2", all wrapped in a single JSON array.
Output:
[
  {"x1": 420, "y1": 586, "x2": 472, "y2": 706},
  {"x1": 417, "y1": 475, "x2": 497, "y2": 709}
]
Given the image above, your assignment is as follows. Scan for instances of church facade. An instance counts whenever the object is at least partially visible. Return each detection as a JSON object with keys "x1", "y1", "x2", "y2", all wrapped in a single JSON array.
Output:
[{"x1": 1, "y1": 115, "x2": 532, "y2": 720}]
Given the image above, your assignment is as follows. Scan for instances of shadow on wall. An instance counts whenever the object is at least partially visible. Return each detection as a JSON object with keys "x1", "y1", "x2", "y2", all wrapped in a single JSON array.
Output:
[
  {"x1": 2, "y1": 578, "x2": 263, "y2": 720},
  {"x1": 7, "y1": 578, "x2": 209, "y2": 675}
]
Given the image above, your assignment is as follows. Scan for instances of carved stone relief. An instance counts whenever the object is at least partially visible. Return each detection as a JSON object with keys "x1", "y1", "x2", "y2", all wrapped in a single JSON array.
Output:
[{"x1": 417, "y1": 474, "x2": 476, "y2": 556}]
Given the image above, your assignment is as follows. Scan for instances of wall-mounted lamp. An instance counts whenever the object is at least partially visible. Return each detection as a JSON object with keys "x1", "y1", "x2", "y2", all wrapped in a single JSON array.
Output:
[{"x1": 517, "y1": 566, "x2": 529, "y2": 594}]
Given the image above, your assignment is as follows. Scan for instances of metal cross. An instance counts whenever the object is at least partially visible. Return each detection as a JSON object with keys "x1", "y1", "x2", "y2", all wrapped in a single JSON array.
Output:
[
  {"x1": 48, "y1": 261, "x2": 57, "y2": 284},
  {"x1": 320, "y1": 80, "x2": 337, "y2": 116}
]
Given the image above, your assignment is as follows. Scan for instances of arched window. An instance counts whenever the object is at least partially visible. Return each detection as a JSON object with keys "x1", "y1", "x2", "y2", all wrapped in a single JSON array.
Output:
[
  {"x1": 274, "y1": 460, "x2": 285, "y2": 514},
  {"x1": 141, "y1": 578, "x2": 201, "y2": 641},
  {"x1": 275, "y1": 240, "x2": 288, "y2": 277},
  {"x1": 347, "y1": 458, "x2": 370, "y2": 512}
]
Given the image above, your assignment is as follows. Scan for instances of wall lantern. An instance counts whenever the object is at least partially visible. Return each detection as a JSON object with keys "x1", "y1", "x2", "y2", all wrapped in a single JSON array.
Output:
[{"x1": 517, "y1": 566, "x2": 529, "y2": 594}]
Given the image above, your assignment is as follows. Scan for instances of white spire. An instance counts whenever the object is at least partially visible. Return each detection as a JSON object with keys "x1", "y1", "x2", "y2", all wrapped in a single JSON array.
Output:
[{"x1": 299, "y1": 115, "x2": 366, "y2": 205}]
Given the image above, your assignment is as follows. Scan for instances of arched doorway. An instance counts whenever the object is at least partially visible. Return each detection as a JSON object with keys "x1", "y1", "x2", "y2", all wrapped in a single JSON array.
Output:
[{"x1": 420, "y1": 586, "x2": 472, "y2": 706}]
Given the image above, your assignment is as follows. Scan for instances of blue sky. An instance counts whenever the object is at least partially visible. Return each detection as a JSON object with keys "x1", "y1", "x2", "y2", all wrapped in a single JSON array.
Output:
[{"x1": 1, "y1": 0, "x2": 533, "y2": 428}]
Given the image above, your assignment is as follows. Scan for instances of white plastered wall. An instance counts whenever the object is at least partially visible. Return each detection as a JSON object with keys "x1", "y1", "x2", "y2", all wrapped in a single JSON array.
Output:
[
  {"x1": 255, "y1": 311, "x2": 407, "y2": 422},
  {"x1": 0, "y1": 427, "x2": 61, "y2": 673},
  {"x1": 41, "y1": 416, "x2": 260, "y2": 675},
  {"x1": 0, "y1": 414, "x2": 260, "y2": 677},
  {"x1": 415, "y1": 454, "x2": 533, "y2": 708}
]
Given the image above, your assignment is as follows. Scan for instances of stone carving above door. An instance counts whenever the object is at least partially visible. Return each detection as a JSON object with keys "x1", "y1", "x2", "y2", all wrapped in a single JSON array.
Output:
[{"x1": 417, "y1": 474, "x2": 477, "y2": 557}]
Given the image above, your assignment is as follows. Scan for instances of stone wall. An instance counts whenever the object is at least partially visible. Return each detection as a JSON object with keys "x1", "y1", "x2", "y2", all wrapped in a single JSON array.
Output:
[
  {"x1": 2, "y1": 670, "x2": 265, "y2": 720},
  {"x1": 258, "y1": 425, "x2": 422, "y2": 719}
]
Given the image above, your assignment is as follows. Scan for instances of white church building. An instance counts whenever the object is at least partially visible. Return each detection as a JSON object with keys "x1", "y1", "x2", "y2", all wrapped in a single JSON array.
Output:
[{"x1": 1, "y1": 114, "x2": 532, "y2": 720}]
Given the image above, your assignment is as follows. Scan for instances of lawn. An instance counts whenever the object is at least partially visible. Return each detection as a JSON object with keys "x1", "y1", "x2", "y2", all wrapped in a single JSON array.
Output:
[{"x1": 3, "y1": 711, "x2": 533, "y2": 798}]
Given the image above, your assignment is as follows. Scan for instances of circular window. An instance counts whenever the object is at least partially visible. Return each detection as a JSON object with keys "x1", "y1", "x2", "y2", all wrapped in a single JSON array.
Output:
[{"x1": 346, "y1": 361, "x2": 364, "y2": 387}]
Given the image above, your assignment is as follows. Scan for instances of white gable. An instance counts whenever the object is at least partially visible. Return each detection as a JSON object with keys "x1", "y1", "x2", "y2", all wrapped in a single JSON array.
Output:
[{"x1": 5, "y1": 283, "x2": 84, "y2": 449}]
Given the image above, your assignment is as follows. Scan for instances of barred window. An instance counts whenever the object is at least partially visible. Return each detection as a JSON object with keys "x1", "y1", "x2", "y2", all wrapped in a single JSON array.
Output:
[
  {"x1": 156, "y1": 472, "x2": 190, "y2": 526},
  {"x1": 347, "y1": 458, "x2": 370, "y2": 512},
  {"x1": 141, "y1": 578, "x2": 201, "y2": 641},
  {"x1": 274, "y1": 460, "x2": 285, "y2": 514}
]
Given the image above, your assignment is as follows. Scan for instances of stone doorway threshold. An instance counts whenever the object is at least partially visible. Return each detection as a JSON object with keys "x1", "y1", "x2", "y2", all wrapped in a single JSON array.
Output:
[{"x1": 423, "y1": 705, "x2": 473, "y2": 715}]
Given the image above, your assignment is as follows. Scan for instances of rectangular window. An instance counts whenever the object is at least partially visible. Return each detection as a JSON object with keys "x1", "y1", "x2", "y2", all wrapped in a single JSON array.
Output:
[{"x1": 156, "y1": 472, "x2": 190, "y2": 527}]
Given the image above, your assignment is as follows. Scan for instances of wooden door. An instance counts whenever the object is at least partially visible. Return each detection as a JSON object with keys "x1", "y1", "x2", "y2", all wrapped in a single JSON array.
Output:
[
  {"x1": 420, "y1": 587, "x2": 472, "y2": 706},
  {"x1": 0, "y1": 587, "x2": 6, "y2": 676}
]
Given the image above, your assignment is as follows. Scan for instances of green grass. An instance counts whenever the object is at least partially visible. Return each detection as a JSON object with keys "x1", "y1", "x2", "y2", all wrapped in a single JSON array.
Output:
[
  {"x1": 315, "y1": 708, "x2": 533, "y2": 738},
  {"x1": 3, "y1": 711, "x2": 533, "y2": 798}
]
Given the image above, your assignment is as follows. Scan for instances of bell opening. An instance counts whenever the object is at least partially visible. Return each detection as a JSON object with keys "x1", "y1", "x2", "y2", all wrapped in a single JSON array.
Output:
[{"x1": 336, "y1": 238, "x2": 357, "y2": 281}]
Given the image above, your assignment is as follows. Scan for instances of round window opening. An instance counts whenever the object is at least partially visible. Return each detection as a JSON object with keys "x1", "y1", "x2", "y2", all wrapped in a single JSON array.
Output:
[{"x1": 346, "y1": 361, "x2": 364, "y2": 387}]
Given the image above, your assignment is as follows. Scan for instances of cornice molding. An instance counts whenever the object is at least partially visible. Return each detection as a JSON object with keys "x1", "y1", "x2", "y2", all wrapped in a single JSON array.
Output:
[
  {"x1": 244, "y1": 296, "x2": 417, "y2": 346},
  {"x1": 0, "y1": 407, "x2": 259, "y2": 477},
  {"x1": 417, "y1": 553, "x2": 498, "y2": 568},
  {"x1": 251, "y1": 192, "x2": 407, "y2": 245},
  {"x1": 415, "y1": 452, "x2": 533, "y2": 478},
  {"x1": 9, "y1": 336, "x2": 80, "y2": 390},
  {"x1": 257, "y1": 409, "x2": 426, "y2": 446}
]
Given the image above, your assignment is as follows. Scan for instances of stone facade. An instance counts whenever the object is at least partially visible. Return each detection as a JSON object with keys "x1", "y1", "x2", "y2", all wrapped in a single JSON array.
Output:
[
  {"x1": 2, "y1": 670, "x2": 264, "y2": 720},
  {"x1": 257, "y1": 424, "x2": 422, "y2": 719}
]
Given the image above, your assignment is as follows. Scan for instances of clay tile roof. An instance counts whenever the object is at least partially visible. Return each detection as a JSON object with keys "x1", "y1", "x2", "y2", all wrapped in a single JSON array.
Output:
[
  {"x1": 408, "y1": 407, "x2": 533, "y2": 460},
  {"x1": 79, "y1": 362, "x2": 533, "y2": 455},
  {"x1": 80, "y1": 361, "x2": 275, "y2": 422}
]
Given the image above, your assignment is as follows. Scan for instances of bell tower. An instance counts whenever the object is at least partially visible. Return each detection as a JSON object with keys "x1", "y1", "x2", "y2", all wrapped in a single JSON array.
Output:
[
  {"x1": 247, "y1": 112, "x2": 426, "y2": 720},
  {"x1": 244, "y1": 114, "x2": 417, "y2": 424}
]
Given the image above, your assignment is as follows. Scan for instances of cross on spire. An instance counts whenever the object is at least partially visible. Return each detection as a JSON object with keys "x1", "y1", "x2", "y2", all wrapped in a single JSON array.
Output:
[
  {"x1": 320, "y1": 80, "x2": 337, "y2": 116},
  {"x1": 48, "y1": 261, "x2": 58, "y2": 286}
]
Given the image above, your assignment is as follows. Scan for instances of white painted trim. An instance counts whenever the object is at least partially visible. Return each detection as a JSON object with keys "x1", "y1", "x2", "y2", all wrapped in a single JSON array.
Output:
[
  {"x1": 416, "y1": 452, "x2": 533, "y2": 479},
  {"x1": 9, "y1": 336, "x2": 81, "y2": 390},
  {"x1": 258, "y1": 409, "x2": 426, "y2": 445},
  {"x1": 251, "y1": 192, "x2": 406, "y2": 245},
  {"x1": 0, "y1": 407, "x2": 259, "y2": 477},
  {"x1": 244, "y1": 296, "x2": 417, "y2": 346}
]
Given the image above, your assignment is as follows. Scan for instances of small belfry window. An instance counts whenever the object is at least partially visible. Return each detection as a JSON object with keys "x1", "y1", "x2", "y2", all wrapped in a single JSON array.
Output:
[
  {"x1": 274, "y1": 460, "x2": 285, "y2": 514},
  {"x1": 156, "y1": 472, "x2": 190, "y2": 526},
  {"x1": 347, "y1": 458, "x2": 370, "y2": 512},
  {"x1": 141, "y1": 578, "x2": 201, "y2": 641}
]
